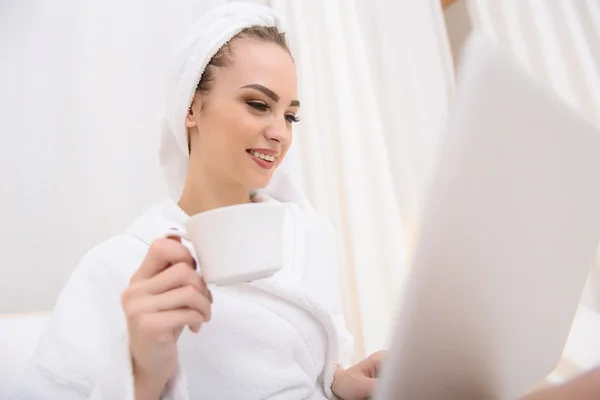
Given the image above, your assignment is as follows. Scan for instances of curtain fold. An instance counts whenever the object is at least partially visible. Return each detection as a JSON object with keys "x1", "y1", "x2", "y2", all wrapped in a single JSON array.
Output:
[
  {"x1": 269, "y1": 0, "x2": 455, "y2": 360},
  {"x1": 467, "y1": 0, "x2": 600, "y2": 127}
]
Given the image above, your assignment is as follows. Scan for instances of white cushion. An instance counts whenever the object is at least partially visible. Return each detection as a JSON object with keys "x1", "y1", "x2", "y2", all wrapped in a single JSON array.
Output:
[{"x1": 0, "y1": 313, "x2": 49, "y2": 398}]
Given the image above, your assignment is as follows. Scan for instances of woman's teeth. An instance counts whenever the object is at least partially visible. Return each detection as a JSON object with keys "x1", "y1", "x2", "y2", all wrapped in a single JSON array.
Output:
[{"x1": 249, "y1": 150, "x2": 275, "y2": 162}]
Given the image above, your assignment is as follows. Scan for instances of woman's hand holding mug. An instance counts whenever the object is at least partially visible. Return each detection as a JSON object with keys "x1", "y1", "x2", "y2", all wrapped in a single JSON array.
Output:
[
  {"x1": 121, "y1": 235, "x2": 213, "y2": 400},
  {"x1": 121, "y1": 202, "x2": 285, "y2": 399}
]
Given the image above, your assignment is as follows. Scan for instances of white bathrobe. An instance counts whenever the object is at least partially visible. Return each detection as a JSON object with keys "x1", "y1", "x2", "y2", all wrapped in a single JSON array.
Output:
[{"x1": 11, "y1": 195, "x2": 353, "y2": 400}]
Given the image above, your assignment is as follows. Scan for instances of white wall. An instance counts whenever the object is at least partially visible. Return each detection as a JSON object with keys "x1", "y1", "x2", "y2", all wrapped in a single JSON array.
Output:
[{"x1": 0, "y1": 0, "x2": 226, "y2": 313}]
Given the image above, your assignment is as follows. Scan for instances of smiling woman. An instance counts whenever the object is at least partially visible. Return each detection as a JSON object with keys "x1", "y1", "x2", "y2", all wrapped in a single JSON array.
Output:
[
  {"x1": 179, "y1": 25, "x2": 301, "y2": 215},
  {"x1": 9, "y1": 3, "x2": 383, "y2": 400}
]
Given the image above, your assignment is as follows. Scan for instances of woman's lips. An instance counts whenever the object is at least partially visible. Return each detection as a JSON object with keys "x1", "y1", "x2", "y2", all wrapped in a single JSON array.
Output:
[{"x1": 247, "y1": 149, "x2": 275, "y2": 170}]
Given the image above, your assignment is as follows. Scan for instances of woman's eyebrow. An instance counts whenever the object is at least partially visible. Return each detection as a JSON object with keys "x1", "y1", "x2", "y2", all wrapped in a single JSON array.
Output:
[{"x1": 241, "y1": 83, "x2": 300, "y2": 107}]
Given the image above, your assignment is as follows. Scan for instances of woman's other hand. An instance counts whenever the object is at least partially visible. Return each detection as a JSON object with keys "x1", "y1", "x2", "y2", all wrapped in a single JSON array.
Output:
[
  {"x1": 332, "y1": 351, "x2": 386, "y2": 400},
  {"x1": 121, "y1": 236, "x2": 213, "y2": 399},
  {"x1": 520, "y1": 366, "x2": 600, "y2": 400}
]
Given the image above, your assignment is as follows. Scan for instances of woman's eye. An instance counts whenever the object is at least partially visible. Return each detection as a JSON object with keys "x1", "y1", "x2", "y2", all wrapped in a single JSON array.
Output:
[
  {"x1": 285, "y1": 114, "x2": 300, "y2": 124},
  {"x1": 247, "y1": 101, "x2": 269, "y2": 111}
]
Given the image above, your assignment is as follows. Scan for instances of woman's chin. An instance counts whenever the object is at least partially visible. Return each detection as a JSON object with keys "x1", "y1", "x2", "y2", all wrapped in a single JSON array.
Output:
[
  {"x1": 243, "y1": 168, "x2": 276, "y2": 191},
  {"x1": 246, "y1": 175, "x2": 272, "y2": 190},
  {"x1": 251, "y1": 180, "x2": 271, "y2": 190}
]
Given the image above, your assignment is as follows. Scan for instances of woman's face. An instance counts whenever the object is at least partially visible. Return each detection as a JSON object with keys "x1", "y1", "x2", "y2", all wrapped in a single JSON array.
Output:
[{"x1": 186, "y1": 38, "x2": 299, "y2": 190}]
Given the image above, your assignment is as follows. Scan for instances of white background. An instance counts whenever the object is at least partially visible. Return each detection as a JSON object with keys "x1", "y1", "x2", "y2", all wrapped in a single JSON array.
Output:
[{"x1": 0, "y1": 0, "x2": 226, "y2": 313}]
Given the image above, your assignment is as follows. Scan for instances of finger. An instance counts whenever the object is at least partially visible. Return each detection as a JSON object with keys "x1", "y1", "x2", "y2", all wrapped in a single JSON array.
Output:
[
  {"x1": 146, "y1": 308, "x2": 206, "y2": 333},
  {"x1": 199, "y1": 275, "x2": 213, "y2": 304},
  {"x1": 131, "y1": 285, "x2": 212, "y2": 322},
  {"x1": 358, "y1": 352, "x2": 384, "y2": 378},
  {"x1": 132, "y1": 238, "x2": 195, "y2": 281},
  {"x1": 361, "y1": 361, "x2": 380, "y2": 379},
  {"x1": 165, "y1": 229, "x2": 184, "y2": 241},
  {"x1": 142, "y1": 262, "x2": 204, "y2": 295},
  {"x1": 369, "y1": 351, "x2": 386, "y2": 378},
  {"x1": 126, "y1": 264, "x2": 211, "y2": 306}
]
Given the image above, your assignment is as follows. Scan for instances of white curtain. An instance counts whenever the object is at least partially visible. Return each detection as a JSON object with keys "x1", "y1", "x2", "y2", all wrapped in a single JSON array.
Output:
[
  {"x1": 0, "y1": 0, "x2": 226, "y2": 314},
  {"x1": 465, "y1": 0, "x2": 600, "y2": 312},
  {"x1": 1, "y1": 0, "x2": 455, "y2": 363},
  {"x1": 269, "y1": 0, "x2": 455, "y2": 360}
]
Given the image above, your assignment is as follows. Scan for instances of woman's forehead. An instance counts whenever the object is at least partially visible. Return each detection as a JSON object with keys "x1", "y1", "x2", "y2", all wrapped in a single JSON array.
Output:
[{"x1": 215, "y1": 39, "x2": 297, "y2": 97}]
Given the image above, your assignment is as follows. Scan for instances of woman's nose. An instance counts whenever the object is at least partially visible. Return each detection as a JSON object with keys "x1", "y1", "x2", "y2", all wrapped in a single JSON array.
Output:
[{"x1": 265, "y1": 121, "x2": 291, "y2": 144}]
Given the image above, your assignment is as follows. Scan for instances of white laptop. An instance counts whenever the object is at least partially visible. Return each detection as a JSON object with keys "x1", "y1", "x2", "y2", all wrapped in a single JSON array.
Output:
[{"x1": 374, "y1": 33, "x2": 600, "y2": 400}]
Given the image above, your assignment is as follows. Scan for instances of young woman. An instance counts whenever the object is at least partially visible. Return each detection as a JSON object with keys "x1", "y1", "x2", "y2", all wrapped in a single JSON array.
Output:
[{"x1": 12, "y1": 3, "x2": 383, "y2": 400}]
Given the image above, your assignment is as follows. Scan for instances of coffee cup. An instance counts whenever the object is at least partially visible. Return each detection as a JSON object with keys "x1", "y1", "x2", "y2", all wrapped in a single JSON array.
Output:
[{"x1": 166, "y1": 202, "x2": 287, "y2": 285}]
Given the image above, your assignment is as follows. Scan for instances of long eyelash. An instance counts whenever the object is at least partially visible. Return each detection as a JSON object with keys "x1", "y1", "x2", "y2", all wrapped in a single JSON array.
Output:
[
  {"x1": 248, "y1": 101, "x2": 299, "y2": 123},
  {"x1": 247, "y1": 101, "x2": 269, "y2": 111},
  {"x1": 286, "y1": 115, "x2": 300, "y2": 123}
]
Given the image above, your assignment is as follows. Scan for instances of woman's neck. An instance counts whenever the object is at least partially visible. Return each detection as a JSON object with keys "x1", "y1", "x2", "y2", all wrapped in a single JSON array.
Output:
[{"x1": 178, "y1": 165, "x2": 251, "y2": 216}]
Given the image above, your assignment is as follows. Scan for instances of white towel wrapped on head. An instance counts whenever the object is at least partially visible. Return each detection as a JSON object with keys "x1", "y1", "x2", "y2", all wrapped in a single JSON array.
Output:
[{"x1": 159, "y1": 1, "x2": 308, "y2": 209}]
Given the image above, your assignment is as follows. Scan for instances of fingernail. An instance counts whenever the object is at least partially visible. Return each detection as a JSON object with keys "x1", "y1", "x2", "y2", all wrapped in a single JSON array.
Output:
[
  {"x1": 165, "y1": 234, "x2": 181, "y2": 242},
  {"x1": 209, "y1": 290, "x2": 214, "y2": 304}
]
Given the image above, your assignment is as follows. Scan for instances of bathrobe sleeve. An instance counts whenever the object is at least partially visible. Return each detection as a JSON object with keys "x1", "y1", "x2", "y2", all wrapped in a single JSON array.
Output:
[
  {"x1": 302, "y1": 211, "x2": 355, "y2": 369},
  {"x1": 9, "y1": 235, "x2": 190, "y2": 400}
]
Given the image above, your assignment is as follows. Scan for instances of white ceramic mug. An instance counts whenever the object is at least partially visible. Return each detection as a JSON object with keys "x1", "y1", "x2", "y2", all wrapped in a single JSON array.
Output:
[{"x1": 166, "y1": 202, "x2": 286, "y2": 286}]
